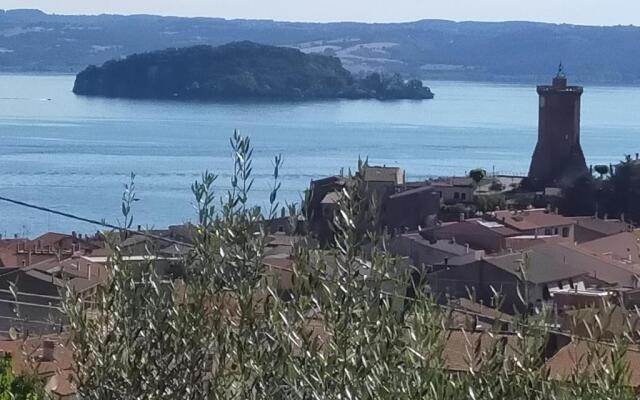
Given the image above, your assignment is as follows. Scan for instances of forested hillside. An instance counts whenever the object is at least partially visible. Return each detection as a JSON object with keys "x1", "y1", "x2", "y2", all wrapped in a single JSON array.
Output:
[{"x1": 2, "y1": 9, "x2": 640, "y2": 83}]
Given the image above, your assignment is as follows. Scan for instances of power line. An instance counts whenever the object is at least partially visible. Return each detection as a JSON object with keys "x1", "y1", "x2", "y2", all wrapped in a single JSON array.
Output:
[
  {"x1": 0, "y1": 194, "x2": 194, "y2": 248},
  {"x1": 0, "y1": 196, "x2": 636, "y2": 350}
]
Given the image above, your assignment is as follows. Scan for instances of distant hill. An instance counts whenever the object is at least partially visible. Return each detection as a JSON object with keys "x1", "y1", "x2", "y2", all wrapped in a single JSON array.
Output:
[
  {"x1": 72, "y1": 41, "x2": 434, "y2": 101},
  {"x1": 2, "y1": 9, "x2": 640, "y2": 84}
]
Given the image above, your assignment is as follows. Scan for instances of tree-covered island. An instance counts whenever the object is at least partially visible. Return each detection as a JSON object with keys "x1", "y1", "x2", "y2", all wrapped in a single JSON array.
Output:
[{"x1": 72, "y1": 41, "x2": 434, "y2": 101}]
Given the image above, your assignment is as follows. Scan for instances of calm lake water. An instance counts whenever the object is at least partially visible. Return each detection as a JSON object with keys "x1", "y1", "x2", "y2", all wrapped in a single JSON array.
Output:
[{"x1": 0, "y1": 74, "x2": 639, "y2": 236}]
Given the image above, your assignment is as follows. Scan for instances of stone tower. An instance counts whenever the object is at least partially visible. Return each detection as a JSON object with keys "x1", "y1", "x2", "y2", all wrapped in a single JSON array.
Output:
[{"x1": 527, "y1": 66, "x2": 588, "y2": 189}]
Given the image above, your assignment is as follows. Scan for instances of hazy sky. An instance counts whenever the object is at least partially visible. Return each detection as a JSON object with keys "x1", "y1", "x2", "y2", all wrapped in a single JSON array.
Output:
[{"x1": 2, "y1": 0, "x2": 639, "y2": 26}]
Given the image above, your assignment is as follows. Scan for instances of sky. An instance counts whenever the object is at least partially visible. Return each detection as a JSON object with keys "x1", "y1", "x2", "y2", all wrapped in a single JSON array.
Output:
[{"x1": 1, "y1": 0, "x2": 639, "y2": 26}]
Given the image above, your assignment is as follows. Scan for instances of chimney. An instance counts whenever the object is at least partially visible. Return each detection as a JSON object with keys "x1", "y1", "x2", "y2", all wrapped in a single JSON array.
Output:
[
  {"x1": 41, "y1": 340, "x2": 55, "y2": 362},
  {"x1": 137, "y1": 225, "x2": 142, "y2": 232},
  {"x1": 71, "y1": 231, "x2": 77, "y2": 240},
  {"x1": 636, "y1": 153, "x2": 639, "y2": 161}
]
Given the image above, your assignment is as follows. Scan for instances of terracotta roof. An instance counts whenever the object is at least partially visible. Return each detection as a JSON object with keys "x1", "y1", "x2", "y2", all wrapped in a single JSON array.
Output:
[
  {"x1": 552, "y1": 242, "x2": 640, "y2": 286},
  {"x1": 399, "y1": 234, "x2": 471, "y2": 257},
  {"x1": 577, "y1": 232, "x2": 640, "y2": 264},
  {"x1": 472, "y1": 219, "x2": 520, "y2": 237},
  {"x1": 442, "y1": 331, "x2": 520, "y2": 372},
  {"x1": 28, "y1": 257, "x2": 63, "y2": 273},
  {"x1": 484, "y1": 249, "x2": 588, "y2": 285},
  {"x1": 574, "y1": 216, "x2": 630, "y2": 236},
  {"x1": 361, "y1": 166, "x2": 402, "y2": 184},
  {"x1": 0, "y1": 336, "x2": 76, "y2": 396},
  {"x1": 455, "y1": 298, "x2": 513, "y2": 322},
  {"x1": 561, "y1": 305, "x2": 640, "y2": 339},
  {"x1": 119, "y1": 235, "x2": 150, "y2": 248},
  {"x1": 0, "y1": 336, "x2": 73, "y2": 375},
  {"x1": 389, "y1": 185, "x2": 439, "y2": 199},
  {"x1": 263, "y1": 256, "x2": 294, "y2": 271},
  {"x1": 25, "y1": 256, "x2": 109, "y2": 293},
  {"x1": 32, "y1": 232, "x2": 70, "y2": 246},
  {"x1": 493, "y1": 209, "x2": 575, "y2": 231},
  {"x1": 546, "y1": 340, "x2": 640, "y2": 387}
]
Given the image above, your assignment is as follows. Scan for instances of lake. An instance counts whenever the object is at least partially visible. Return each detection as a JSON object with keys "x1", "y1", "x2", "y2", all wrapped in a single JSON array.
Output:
[{"x1": 0, "y1": 74, "x2": 639, "y2": 236}]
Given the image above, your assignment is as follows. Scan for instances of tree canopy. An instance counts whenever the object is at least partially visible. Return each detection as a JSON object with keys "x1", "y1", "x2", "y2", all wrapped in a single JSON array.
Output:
[{"x1": 73, "y1": 42, "x2": 434, "y2": 101}]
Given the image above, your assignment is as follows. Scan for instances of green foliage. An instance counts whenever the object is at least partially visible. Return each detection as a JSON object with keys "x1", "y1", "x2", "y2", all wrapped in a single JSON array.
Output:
[
  {"x1": 469, "y1": 168, "x2": 486, "y2": 184},
  {"x1": 73, "y1": 42, "x2": 434, "y2": 101},
  {"x1": 560, "y1": 174, "x2": 598, "y2": 217},
  {"x1": 562, "y1": 155, "x2": 640, "y2": 222},
  {"x1": 593, "y1": 164, "x2": 609, "y2": 177},
  {"x1": 475, "y1": 194, "x2": 506, "y2": 212},
  {"x1": 0, "y1": 355, "x2": 43, "y2": 400},
  {"x1": 64, "y1": 135, "x2": 638, "y2": 399}
]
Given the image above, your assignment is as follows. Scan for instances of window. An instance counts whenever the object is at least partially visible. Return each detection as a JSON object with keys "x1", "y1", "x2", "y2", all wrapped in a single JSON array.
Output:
[
  {"x1": 461, "y1": 193, "x2": 467, "y2": 201},
  {"x1": 562, "y1": 227, "x2": 570, "y2": 238},
  {"x1": 278, "y1": 226, "x2": 285, "y2": 233},
  {"x1": 454, "y1": 192, "x2": 460, "y2": 200},
  {"x1": 544, "y1": 229, "x2": 552, "y2": 236},
  {"x1": 554, "y1": 228, "x2": 559, "y2": 235}
]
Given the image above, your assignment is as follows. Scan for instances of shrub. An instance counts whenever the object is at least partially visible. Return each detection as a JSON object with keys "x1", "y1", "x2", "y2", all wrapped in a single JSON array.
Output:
[{"x1": 63, "y1": 134, "x2": 638, "y2": 399}]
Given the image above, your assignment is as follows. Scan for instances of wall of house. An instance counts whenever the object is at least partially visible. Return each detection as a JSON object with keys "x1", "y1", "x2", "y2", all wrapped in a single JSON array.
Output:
[
  {"x1": 574, "y1": 226, "x2": 606, "y2": 244},
  {"x1": 388, "y1": 236, "x2": 453, "y2": 271},
  {"x1": 431, "y1": 222, "x2": 506, "y2": 254},
  {"x1": 434, "y1": 186, "x2": 475, "y2": 204},
  {"x1": 428, "y1": 261, "x2": 524, "y2": 313},
  {"x1": 384, "y1": 191, "x2": 440, "y2": 230},
  {"x1": 533, "y1": 224, "x2": 574, "y2": 242}
]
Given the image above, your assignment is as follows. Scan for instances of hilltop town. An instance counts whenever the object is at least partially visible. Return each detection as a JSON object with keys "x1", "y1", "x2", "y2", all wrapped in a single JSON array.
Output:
[{"x1": 2, "y1": 71, "x2": 640, "y2": 396}]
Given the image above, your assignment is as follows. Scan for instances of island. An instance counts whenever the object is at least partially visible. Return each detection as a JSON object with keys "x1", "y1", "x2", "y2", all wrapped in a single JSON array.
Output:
[{"x1": 72, "y1": 41, "x2": 434, "y2": 101}]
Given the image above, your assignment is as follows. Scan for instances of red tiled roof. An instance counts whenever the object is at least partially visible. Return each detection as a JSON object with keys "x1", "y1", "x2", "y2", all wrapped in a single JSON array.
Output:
[
  {"x1": 546, "y1": 341, "x2": 640, "y2": 387},
  {"x1": 577, "y1": 232, "x2": 640, "y2": 264},
  {"x1": 33, "y1": 232, "x2": 70, "y2": 246},
  {"x1": 442, "y1": 331, "x2": 520, "y2": 372},
  {"x1": 574, "y1": 216, "x2": 630, "y2": 236},
  {"x1": 493, "y1": 209, "x2": 575, "y2": 231},
  {"x1": 0, "y1": 336, "x2": 76, "y2": 396}
]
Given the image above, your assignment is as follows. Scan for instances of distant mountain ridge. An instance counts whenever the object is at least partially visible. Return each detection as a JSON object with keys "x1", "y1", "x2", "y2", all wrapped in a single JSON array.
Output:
[
  {"x1": 2, "y1": 9, "x2": 640, "y2": 84},
  {"x1": 72, "y1": 41, "x2": 434, "y2": 101}
]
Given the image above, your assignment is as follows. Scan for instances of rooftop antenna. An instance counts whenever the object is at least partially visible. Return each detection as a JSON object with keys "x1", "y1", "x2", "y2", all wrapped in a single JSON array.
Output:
[{"x1": 557, "y1": 62, "x2": 566, "y2": 78}]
